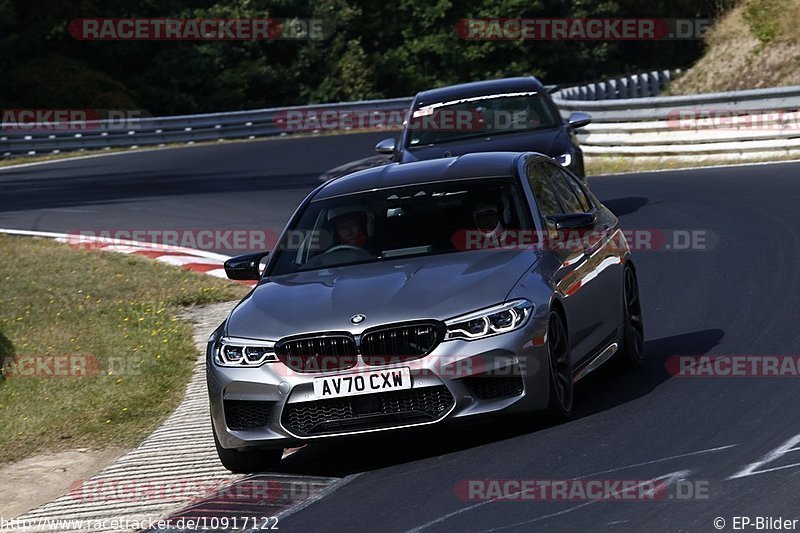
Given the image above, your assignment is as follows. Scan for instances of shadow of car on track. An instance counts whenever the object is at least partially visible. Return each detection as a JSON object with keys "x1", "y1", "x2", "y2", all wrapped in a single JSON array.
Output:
[
  {"x1": 272, "y1": 328, "x2": 725, "y2": 478},
  {"x1": 600, "y1": 196, "x2": 658, "y2": 217}
]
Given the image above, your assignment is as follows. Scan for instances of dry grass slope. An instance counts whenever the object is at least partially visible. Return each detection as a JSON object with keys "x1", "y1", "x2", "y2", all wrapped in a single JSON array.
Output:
[{"x1": 670, "y1": 0, "x2": 800, "y2": 94}]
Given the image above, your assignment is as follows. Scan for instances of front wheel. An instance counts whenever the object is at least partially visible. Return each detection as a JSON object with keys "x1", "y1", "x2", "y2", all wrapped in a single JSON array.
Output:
[
  {"x1": 615, "y1": 265, "x2": 645, "y2": 369},
  {"x1": 546, "y1": 311, "x2": 573, "y2": 419},
  {"x1": 213, "y1": 429, "x2": 283, "y2": 473}
]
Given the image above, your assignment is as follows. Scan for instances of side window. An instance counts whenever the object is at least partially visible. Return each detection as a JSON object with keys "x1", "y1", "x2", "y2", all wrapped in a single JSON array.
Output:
[
  {"x1": 526, "y1": 161, "x2": 564, "y2": 219},
  {"x1": 557, "y1": 166, "x2": 593, "y2": 212},
  {"x1": 527, "y1": 160, "x2": 564, "y2": 235},
  {"x1": 540, "y1": 163, "x2": 585, "y2": 213}
]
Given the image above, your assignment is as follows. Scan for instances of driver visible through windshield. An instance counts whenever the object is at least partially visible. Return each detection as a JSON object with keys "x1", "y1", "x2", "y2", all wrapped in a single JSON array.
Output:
[{"x1": 268, "y1": 177, "x2": 533, "y2": 275}]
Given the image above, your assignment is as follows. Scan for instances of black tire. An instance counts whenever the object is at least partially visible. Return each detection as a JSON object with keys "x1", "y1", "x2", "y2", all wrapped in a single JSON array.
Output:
[
  {"x1": 546, "y1": 310, "x2": 574, "y2": 419},
  {"x1": 213, "y1": 429, "x2": 283, "y2": 473},
  {"x1": 615, "y1": 265, "x2": 645, "y2": 369}
]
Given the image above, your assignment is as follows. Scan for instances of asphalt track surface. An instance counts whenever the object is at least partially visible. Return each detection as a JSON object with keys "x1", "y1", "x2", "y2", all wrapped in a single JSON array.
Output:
[{"x1": 3, "y1": 133, "x2": 800, "y2": 532}]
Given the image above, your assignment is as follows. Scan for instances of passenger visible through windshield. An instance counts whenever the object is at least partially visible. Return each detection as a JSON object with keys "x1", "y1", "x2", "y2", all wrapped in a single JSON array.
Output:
[{"x1": 268, "y1": 177, "x2": 532, "y2": 275}]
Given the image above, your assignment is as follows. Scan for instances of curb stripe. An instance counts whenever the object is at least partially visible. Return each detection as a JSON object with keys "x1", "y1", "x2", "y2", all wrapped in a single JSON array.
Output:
[{"x1": 0, "y1": 228, "x2": 257, "y2": 287}]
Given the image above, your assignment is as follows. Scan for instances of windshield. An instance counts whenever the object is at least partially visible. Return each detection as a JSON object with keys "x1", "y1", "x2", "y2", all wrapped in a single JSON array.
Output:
[
  {"x1": 269, "y1": 177, "x2": 532, "y2": 275},
  {"x1": 406, "y1": 92, "x2": 558, "y2": 148}
]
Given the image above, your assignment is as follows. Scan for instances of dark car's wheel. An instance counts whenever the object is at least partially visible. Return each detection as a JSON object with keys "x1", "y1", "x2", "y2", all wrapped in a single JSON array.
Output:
[
  {"x1": 547, "y1": 310, "x2": 573, "y2": 419},
  {"x1": 213, "y1": 429, "x2": 283, "y2": 473},
  {"x1": 615, "y1": 265, "x2": 645, "y2": 369}
]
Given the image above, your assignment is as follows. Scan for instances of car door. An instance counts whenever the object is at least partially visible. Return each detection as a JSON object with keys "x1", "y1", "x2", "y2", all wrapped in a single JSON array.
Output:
[
  {"x1": 539, "y1": 162, "x2": 623, "y2": 361},
  {"x1": 525, "y1": 160, "x2": 590, "y2": 364}
]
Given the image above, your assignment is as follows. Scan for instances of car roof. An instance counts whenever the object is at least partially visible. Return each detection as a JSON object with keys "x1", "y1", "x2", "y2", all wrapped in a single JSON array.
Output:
[
  {"x1": 413, "y1": 77, "x2": 546, "y2": 108},
  {"x1": 314, "y1": 152, "x2": 539, "y2": 200}
]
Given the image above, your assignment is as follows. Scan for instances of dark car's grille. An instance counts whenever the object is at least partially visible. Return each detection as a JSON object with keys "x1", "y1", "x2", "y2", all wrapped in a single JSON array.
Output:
[
  {"x1": 460, "y1": 375, "x2": 524, "y2": 400},
  {"x1": 282, "y1": 386, "x2": 454, "y2": 436},
  {"x1": 224, "y1": 400, "x2": 275, "y2": 430},
  {"x1": 275, "y1": 334, "x2": 358, "y2": 373},
  {"x1": 361, "y1": 322, "x2": 444, "y2": 366}
]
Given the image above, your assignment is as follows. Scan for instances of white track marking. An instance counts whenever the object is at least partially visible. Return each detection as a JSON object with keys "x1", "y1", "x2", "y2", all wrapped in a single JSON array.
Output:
[
  {"x1": 728, "y1": 433, "x2": 800, "y2": 480},
  {"x1": 481, "y1": 470, "x2": 692, "y2": 533},
  {"x1": 0, "y1": 228, "x2": 231, "y2": 262},
  {"x1": 407, "y1": 444, "x2": 736, "y2": 533},
  {"x1": 153, "y1": 255, "x2": 221, "y2": 266}
]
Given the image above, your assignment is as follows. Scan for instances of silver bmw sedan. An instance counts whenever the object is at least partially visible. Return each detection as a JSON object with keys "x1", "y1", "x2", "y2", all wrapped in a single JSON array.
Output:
[{"x1": 207, "y1": 151, "x2": 644, "y2": 472}]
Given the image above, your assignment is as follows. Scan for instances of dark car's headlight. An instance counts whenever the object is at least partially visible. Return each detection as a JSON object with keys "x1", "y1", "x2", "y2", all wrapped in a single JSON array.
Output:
[
  {"x1": 556, "y1": 152, "x2": 572, "y2": 168},
  {"x1": 444, "y1": 300, "x2": 533, "y2": 340},
  {"x1": 215, "y1": 336, "x2": 277, "y2": 367}
]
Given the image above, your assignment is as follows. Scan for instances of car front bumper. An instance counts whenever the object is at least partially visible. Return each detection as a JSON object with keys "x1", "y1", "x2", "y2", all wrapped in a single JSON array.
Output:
[{"x1": 208, "y1": 316, "x2": 551, "y2": 451}]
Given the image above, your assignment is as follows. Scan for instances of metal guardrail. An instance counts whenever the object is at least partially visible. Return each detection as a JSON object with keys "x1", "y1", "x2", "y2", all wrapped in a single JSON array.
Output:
[
  {"x1": 0, "y1": 98, "x2": 413, "y2": 157},
  {"x1": 5, "y1": 70, "x2": 800, "y2": 161},
  {"x1": 554, "y1": 70, "x2": 679, "y2": 101},
  {"x1": 552, "y1": 74, "x2": 800, "y2": 161}
]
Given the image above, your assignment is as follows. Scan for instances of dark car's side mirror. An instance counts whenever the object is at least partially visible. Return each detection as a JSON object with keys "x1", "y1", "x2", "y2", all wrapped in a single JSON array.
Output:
[
  {"x1": 547, "y1": 212, "x2": 596, "y2": 230},
  {"x1": 375, "y1": 137, "x2": 397, "y2": 154},
  {"x1": 567, "y1": 112, "x2": 592, "y2": 130},
  {"x1": 223, "y1": 251, "x2": 270, "y2": 280}
]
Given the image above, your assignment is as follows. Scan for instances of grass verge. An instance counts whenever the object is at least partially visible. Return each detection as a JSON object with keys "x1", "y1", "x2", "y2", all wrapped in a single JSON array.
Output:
[
  {"x1": 0, "y1": 235, "x2": 248, "y2": 465},
  {"x1": 585, "y1": 153, "x2": 800, "y2": 176}
]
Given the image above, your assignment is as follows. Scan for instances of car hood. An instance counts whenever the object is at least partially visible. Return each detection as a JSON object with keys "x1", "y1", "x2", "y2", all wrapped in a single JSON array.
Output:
[
  {"x1": 401, "y1": 127, "x2": 568, "y2": 162},
  {"x1": 225, "y1": 250, "x2": 539, "y2": 340},
  {"x1": 317, "y1": 154, "x2": 394, "y2": 182}
]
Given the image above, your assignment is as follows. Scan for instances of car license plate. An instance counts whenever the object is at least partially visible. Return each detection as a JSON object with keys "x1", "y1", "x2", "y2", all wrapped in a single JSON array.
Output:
[{"x1": 313, "y1": 367, "x2": 411, "y2": 399}]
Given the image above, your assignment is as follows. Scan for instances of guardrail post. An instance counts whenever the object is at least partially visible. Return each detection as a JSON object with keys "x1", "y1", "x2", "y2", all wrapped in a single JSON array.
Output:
[
  {"x1": 639, "y1": 73, "x2": 649, "y2": 96},
  {"x1": 607, "y1": 79, "x2": 618, "y2": 99},
  {"x1": 597, "y1": 82, "x2": 609, "y2": 100},
  {"x1": 649, "y1": 71, "x2": 660, "y2": 96},
  {"x1": 629, "y1": 75, "x2": 640, "y2": 98},
  {"x1": 659, "y1": 69, "x2": 670, "y2": 92},
  {"x1": 617, "y1": 77, "x2": 629, "y2": 98}
]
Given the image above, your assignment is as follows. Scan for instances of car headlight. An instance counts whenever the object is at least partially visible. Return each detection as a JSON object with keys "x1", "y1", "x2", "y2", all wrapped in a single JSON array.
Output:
[
  {"x1": 215, "y1": 337, "x2": 277, "y2": 367},
  {"x1": 444, "y1": 300, "x2": 533, "y2": 340},
  {"x1": 556, "y1": 152, "x2": 572, "y2": 168}
]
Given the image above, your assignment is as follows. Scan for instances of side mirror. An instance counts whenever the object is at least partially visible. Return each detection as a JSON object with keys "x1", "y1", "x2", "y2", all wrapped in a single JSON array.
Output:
[
  {"x1": 375, "y1": 137, "x2": 396, "y2": 155},
  {"x1": 223, "y1": 251, "x2": 270, "y2": 281},
  {"x1": 546, "y1": 212, "x2": 596, "y2": 230},
  {"x1": 567, "y1": 112, "x2": 592, "y2": 130}
]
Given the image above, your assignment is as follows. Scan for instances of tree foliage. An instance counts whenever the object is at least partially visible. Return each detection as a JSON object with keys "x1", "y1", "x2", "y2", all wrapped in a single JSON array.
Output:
[{"x1": 0, "y1": 0, "x2": 732, "y2": 114}]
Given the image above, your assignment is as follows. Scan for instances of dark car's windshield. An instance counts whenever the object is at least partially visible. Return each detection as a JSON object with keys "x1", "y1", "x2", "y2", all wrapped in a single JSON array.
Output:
[
  {"x1": 269, "y1": 177, "x2": 532, "y2": 275},
  {"x1": 406, "y1": 92, "x2": 558, "y2": 148}
]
